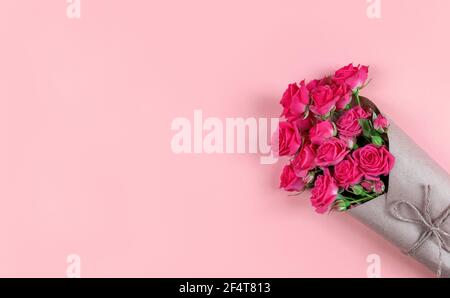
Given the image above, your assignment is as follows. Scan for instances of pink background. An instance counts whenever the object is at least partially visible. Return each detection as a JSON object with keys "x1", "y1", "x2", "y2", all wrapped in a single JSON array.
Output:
[{"x1": 1, "y1": 0, "x2": 449, "y2": 277}]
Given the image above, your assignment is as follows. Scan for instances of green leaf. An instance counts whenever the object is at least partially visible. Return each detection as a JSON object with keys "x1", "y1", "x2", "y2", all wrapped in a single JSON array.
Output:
[
  {"x1": 321, "y1": 107, "x2": 335, "y2": 121},
  {"x1": 336, "y1": 193, "x2": 350, "y2": 201},
  {"x1": 372, "y1": 111, "x2": 378, "y2": 122},
  {"x1": 359, "y1": 119, "x2": 372, "y2": 138}
]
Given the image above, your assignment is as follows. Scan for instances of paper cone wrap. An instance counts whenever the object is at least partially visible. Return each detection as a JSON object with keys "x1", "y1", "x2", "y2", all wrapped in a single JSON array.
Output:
[{"x1": 348, "y1": 100, "x2": 450, "y2": 277}]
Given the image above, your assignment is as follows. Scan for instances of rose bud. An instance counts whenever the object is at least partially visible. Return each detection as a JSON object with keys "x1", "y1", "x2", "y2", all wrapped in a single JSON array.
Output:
[
  {"x1": 374, "y1": 180, "x2": 385, "y2": 193},
  {"x1": 373, "y1": 114, "x2": 389, "y2": 133},
  {"x1": 333, "y1": 198, "x2": 351, "y2": 212},
  {"x1": 360, "y1": 180, "x2": 386, "y2": 194},
  {"x1": 361, "y1": 180, "x2": 373, "y2": 192}
]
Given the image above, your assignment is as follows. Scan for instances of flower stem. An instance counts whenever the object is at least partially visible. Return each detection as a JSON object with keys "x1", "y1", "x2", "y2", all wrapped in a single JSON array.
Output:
[
  {"x1": 349, "y1": 194, "x2": 376, "y2": 204},
  {"x1": 354, "y1": 89, "x2": 361, "y2": 106}
]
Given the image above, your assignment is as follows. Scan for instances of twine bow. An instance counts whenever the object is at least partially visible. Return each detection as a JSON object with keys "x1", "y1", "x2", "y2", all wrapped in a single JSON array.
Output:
[{"x1": 390, "y1": 185, "x2": 450, "y2": 277}]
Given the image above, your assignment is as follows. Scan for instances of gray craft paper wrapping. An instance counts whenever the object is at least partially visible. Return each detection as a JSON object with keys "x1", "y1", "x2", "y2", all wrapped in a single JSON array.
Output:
[{"x1": 348, "y1": 110, "x2": 450, "y2": 277}]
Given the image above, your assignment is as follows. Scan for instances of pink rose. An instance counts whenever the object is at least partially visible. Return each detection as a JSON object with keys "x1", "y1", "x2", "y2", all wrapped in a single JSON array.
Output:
[
  {"x1": 352, "y1": 105, "x2": 369, "y2": 118},
  {"x1": 315, "y1": 137, "x2": 350, "y2": 167},
  {"x1": 292, "y1": 143, "x2": 316, "y2": 177},
  {"x1": 374, "y1": 180, "x2": 385, "y2": 193},
  {"x1": 361, "y1": 180, "x2": 372, "y2": 192},
  {"x1": 309, "y1": 120, "x2": 336, "y2": 145},
  {"x1": 306, "y1": 77, "x2": 328, "y2": 91},
  {"x1": 336, "y1": 106, "x2": 370, "y2": 138},
  {"x1": 273, "y1": 121, "x2": 302, "y2": 156},
  {"x1": 309, "y1": 81, "x2": 336, "y2": 116},
  {"x1": 334, "y1": 64, "x2": 369, "y2": 90},
  {"x1": 280, "y1": 164, "x2": 305, "y2": 192},
  {"x1": 311, "y1": 169, "x2": 338, "y2": 214},
  {"x1": 353, "y1": 144, "x2": 395, "y2": 179},
  {"x1": 333, "y1": 157, "x2": 363, "y2": 188},
  {"x1": 280, "y1": 81, "x2": 310, "y2": 120},
  {"x1": 294, "y1": 116, "x2": 313, "y2": 133},
  {"x1": 331, "y1": 82, "x2": 352, "y2": 110},
  {"x1": 373, "y1": 114, "x2": 389, "y2": 132}
]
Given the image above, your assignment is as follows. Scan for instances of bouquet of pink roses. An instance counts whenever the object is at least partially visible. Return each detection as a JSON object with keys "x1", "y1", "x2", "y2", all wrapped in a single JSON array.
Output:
[
  {"x1": 276, "y1": 64, "x2": 450, "y2": 277},
  {"x1": 277, "y1": 64, "x2": 395, "y2": 214}
]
